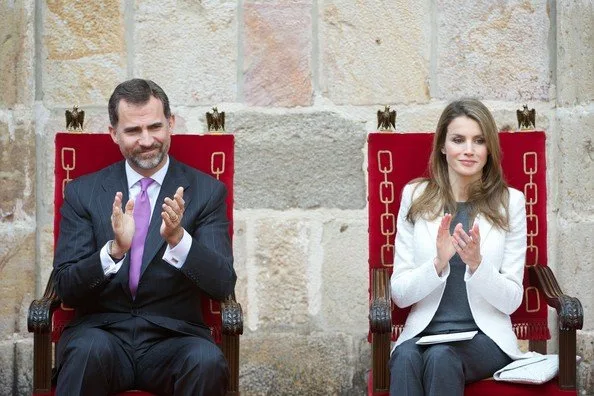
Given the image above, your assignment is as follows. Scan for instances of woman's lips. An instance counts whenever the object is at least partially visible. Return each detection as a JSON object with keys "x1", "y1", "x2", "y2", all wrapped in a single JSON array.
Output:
[{"x1": 459, "y1": 160, "x2": 477, "y2": 167}]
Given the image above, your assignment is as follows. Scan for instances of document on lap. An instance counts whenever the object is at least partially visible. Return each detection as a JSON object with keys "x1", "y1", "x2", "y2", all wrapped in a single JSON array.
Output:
[{"x1": 415, "y1": 330, "x2": 478, "y2": 345}]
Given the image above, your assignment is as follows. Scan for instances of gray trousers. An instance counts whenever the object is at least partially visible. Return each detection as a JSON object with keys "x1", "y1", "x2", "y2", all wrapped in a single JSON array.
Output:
[{"x1": 388, "y1": 332, "x2": 511, "y2": 396}]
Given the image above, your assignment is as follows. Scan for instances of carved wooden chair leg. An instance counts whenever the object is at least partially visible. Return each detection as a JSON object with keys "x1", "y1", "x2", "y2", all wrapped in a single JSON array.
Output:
[
  {"x1": 33, "y1": 332, "x2": 52, "y2": 393},
  {"x1": 372, "y1": 332, "x2": 390, "y2": 392},
  {"x1": 222, "y1": 295, "x2": 243, "y2": 396},
  {"x1": 558, "y1": 328, "x2": 577, "y2": 390},
  {"x1": 223, "y1": 334, "x2": 240, "y2": 396}
]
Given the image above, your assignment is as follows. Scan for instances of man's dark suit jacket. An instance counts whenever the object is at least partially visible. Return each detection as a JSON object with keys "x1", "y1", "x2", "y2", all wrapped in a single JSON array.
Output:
[{"x1": 53, "y1": 157, "x2": 236, "y2": 341}]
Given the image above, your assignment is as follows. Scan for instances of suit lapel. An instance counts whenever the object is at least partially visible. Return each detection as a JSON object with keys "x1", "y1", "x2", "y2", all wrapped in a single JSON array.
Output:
[
  {"x1": 98, "y1": 161, "x2": 129, "y2": 241},
  {"x1": 98, "y1": 162, "x2": 132, "y2": 298},
  {"x1": 140, "y1": 158, "x2": 191, "y2": 277}
]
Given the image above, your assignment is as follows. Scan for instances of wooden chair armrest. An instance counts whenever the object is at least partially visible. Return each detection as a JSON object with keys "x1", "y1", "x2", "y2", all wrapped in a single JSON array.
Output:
[
  {"x1": 369, "y1": 268, "x2": 392, "y2": 334},
  {"x1": 529, "y1": 265, "x2": 583, "y2": 390},
  {"x1": 27, "y1": 270, "x2": 62, "y2": 392},
  {"x1": 221, "y1": 295, "x2": 243, "y2": 336},
  {"x1": 28, "y1": 270, "x2": 61, "y2": 334},
  {"x1": 529, "y1": 265, "x2": 583, "y2": 331}
]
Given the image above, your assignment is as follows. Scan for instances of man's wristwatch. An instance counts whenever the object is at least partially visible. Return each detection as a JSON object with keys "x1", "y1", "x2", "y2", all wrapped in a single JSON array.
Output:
[{"x1": 108, "y1": 240, "x2": 124, "y2": 261}]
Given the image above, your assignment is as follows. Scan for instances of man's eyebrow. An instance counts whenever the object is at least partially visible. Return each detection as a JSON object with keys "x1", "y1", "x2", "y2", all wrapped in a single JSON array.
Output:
[
  {"x1": 123, "y1": 125, "x2": 142, "y2": 133},
  {"x1": 122, "y1": 122, "x2": 163, "y2": 133}
]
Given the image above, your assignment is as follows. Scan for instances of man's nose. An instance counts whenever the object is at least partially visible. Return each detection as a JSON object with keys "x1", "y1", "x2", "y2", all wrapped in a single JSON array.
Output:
[{"x1": 138, "y1": 129, "x2": 153, "y2": 146}]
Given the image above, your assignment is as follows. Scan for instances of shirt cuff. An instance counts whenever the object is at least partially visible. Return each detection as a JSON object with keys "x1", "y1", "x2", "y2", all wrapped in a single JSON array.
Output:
[
  {"x1": 163, "y1": 229, "x2": 192, "y2": 269},
  {"x1": 100, "y1": 242, "x2": 124, "y2": 276}
]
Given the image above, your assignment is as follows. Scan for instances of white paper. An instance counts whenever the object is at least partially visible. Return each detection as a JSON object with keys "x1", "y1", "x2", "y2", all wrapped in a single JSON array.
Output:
[{"x1": 415, "y1": 330, "x2": 478, "y2": 345}]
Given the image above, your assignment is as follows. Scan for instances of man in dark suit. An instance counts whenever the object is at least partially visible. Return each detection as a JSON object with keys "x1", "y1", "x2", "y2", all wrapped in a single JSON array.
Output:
[{"x1": 53, "y1": 78, "x2": 236, "y2": 395}]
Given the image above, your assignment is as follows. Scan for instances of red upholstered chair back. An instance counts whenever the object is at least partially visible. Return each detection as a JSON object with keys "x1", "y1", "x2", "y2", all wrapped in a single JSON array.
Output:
[
  {"x1": 367, "y1": 131, "x2": 549, "y2": 342},
  {"x1": 52, "y1": 132, "x2": 234, "y2": 344}
]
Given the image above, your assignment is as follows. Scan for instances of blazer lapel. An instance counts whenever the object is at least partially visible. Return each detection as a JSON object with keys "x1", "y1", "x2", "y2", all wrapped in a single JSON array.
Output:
[
  {"x1": 140, "y1": 158, "x2": 191, "y2": 277},
  {"x1": 425, "y1": 216, "x2": 441, "y2": 248},
  {"x1": 476, "y1": 213, "x2": 494, "y2": 250}
]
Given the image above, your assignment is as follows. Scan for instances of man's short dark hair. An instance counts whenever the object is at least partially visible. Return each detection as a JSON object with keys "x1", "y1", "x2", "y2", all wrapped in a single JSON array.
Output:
[{"x1": 108, "y1": 79, "x2": 171, "y2": 127}]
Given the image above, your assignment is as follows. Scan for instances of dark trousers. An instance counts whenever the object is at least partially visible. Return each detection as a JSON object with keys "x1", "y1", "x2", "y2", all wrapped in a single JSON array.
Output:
[
  {"x1": 389, "y1": 332, "x2": 511, "y2": 396},
  {"x1": 56, "y1": 316, "x2": 228, "y2": 396}
]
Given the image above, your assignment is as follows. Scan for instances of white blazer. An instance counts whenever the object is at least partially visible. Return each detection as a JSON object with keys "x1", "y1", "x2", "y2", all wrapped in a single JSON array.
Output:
[{"x1": 390, "y1": 181, "x2": 532, "y2": 360}]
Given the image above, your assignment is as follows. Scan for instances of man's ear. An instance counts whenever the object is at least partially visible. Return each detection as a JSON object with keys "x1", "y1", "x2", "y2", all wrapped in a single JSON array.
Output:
[
  {"x1": 168, "y1": 115, "x2": 176, "y2": 131},
  {"x1": 108, "y1": 125, "x2": 118, "y2": 144}
]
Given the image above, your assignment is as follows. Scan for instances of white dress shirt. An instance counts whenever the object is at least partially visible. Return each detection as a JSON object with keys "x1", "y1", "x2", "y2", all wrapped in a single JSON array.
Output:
[{"x1": 99, "y1": 156, "x2": 192, "y2": 275}]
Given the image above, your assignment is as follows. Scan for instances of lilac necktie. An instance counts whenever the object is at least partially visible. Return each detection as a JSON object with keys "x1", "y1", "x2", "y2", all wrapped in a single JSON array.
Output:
[{"x1": 129, "y1": 177, "x2": 155, "y2": 298}]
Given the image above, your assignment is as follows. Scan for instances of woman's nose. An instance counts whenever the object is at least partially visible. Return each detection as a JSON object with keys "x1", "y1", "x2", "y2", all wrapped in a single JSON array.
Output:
[{"x1": 464, "y1": 141, "x2": 474, "y2": 154}]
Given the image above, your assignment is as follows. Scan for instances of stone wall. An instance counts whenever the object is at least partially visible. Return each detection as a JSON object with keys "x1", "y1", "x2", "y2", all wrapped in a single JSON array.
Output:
[{"x1": 0, "y1": 0, "x2": 592, "y2": 395}]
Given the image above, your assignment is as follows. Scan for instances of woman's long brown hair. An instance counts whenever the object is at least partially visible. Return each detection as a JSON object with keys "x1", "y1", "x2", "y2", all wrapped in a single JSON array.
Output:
[{"x1": 407, "y1": 99, "x2": 510, "y2": 230}]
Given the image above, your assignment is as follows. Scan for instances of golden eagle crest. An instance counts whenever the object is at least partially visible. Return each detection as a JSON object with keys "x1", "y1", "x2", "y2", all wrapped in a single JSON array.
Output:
[
  {"x1": 377, "y1": 105, "x2": 396, "y2": 131},
  {"x1": 516, "y1": 104, "x2": 535, "y2": 130},
  {"x1": 206, "y1": 107, "x2": 225, "y2": 133},
  {"x1": 65, "y1": 106, "x2": 85, "y2": 131}
]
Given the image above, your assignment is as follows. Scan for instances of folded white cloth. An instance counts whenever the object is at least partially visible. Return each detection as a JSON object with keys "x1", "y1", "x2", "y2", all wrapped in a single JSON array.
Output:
[{"x1": 493, "y1": 354, "x2": 558, "y2": 384}]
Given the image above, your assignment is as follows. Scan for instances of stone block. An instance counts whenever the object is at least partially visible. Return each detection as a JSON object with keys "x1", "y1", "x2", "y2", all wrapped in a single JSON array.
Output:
[
  {"x1": 578, "y1": 330, "x2": 594, "y2": 362},
  {"x1": 15, "y1": 338, "x2": 33, "y2": 395},
  {"x1": 320, "y1": 0, "x2": 431, "y2": 105},
  {"x1": 436, "y1": 0, "x2": 551, "y2": 101},
  {"x1": 42, "y1": 1, "x2": 127, "y2": 107},
  {"x1": 37, "y1": 226, "x2": 55, "y2": 297},
  {"x1": 239, "y1": 332, "x2": 366, "y2": 395},
  {"x1": 134, "y1": 0, "x2": 237, "y2": 105},
  {"x1": 577, "y1": 331, "x2": 594, "y2": 395},
  {"x1": 0, "y1": 117, "x2": 35, "y2": 219},
  {"x1": 234, "y1": 112, "x2": 366, "y2": 210},
  {"x1": 243, "y1": 1, "x2": 313, "y2": 107},
  {"x1": 0, "y1": 341, "x2": 14, "y2": 396},
  {"x1": 320, "y1": 213, "x2": 368, "y2": 334},
  {"x1": 555, "y1": 221, "x2": 593, "y2": 331},
  {"x1": 0, "y1": 0, "x2": 35, "y2": 107},
  {"x1": 557, "y1": 107, "x2": 594, "y2": 221},
  {"x1": 0, "y1": 228, "x2": 35, "y2": 337},
  {"x1": 374, "y1": 102, "x2": 554, "y2": 133},
  {"x1": 253, "y1": 218, "x2": 310, "y2": 328},
  {"x1": 233, "y1": 218, "x2": 248, "y2": 318},
  {"x1": 557, "y1": 1, "x2": 594, "y2": 106}
]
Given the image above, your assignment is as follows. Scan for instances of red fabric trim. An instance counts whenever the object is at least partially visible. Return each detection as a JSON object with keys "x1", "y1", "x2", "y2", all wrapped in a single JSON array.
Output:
[
  {"x1": 53, "y1": 132, "x2": 234, "y2": 341},
  {"x1": 368, "y1": 132, "x2": 549, "y2": 342}
]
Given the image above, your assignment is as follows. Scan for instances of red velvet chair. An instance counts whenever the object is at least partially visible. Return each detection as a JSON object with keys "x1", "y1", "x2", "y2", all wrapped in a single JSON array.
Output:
[
  {"x1": 28, "y1": 133, "x2": 243, "y2": 396},
  {"x1": 367, "y1": 131, "x2": 583, "y2": 395}
]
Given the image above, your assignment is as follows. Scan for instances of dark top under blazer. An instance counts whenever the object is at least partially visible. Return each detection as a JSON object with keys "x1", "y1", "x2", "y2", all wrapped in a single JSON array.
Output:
[{"x1": 53, "y1": 157, "x2": 236, "y2": 340}]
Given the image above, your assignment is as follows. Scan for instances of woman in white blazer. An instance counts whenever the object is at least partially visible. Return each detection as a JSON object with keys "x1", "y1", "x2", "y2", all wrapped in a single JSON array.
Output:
[{"x1": 389, "y1": 99, "x2": 528, "y2": 396}]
